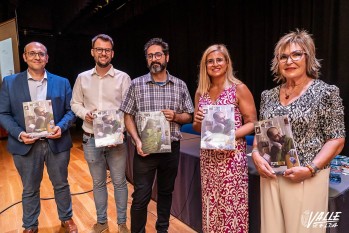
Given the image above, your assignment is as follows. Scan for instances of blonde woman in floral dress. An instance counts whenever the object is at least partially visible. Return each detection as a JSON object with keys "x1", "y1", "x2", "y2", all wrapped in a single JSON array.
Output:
[{"x1": 193, "y1": 44, "x2": 257, "y2": 233}]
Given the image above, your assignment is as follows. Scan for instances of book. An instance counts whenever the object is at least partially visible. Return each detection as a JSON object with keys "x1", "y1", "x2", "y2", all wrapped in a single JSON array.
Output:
[
  {"x1": 200, "y1": 105, "x2": 235, "y2": 150},
  {"x1": 23, "y1": 100, "x2": 55, "y2": 138},
  {"x1": 254, "y1": 115, "x2": 300, "y2": 174},
  {"x1": 137, "y1": 111, "x2": 171, "y2": 154},
  {"x1": 92, "y1": 109, "x2": 124, "y2": 147}
]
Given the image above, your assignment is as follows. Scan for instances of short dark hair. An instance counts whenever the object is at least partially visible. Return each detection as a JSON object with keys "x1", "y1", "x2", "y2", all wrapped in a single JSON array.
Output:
[
  {"x1": 102, "y1": 114, "x2": 112, "y2": 122},
  {"x1": 92, "y1": 34, "x2": 114, "y2": 48},
  {"x1": 144, "y1": 38, "x2": 169, "y2": 56},
  {"x1": 266, "y1": 127, "x2": 278, "y2": 139},
  {"x1": 213, "y1": 111, "x2": 224, "y2": 120},
  {"x1": 34, "y1": 106, "x2": 44, "y2": 115}
]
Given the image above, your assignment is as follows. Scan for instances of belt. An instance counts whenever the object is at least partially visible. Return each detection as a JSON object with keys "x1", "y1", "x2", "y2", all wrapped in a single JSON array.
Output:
[
  {"x1": 83, "y1": 131, "x2": 94, "y2": 137},
  {"x1": 38, "y1": 137, "x2": 48, "y2": 141}
]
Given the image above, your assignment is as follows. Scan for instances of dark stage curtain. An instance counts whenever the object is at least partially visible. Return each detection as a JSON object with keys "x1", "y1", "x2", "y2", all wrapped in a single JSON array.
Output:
[
  {"x1": 17, "y1": 0, "x2": 349, "y2": 154},
  {"x1": 110, "y1": 0, "x2": 349, "y2": 154}
]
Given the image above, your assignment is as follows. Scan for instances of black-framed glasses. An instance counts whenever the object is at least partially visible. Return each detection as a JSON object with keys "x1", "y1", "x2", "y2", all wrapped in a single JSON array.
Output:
[
  {"x1": 206, "y1": 57, "x2": 225, "y2": 66},
  {"x1": 25, "y1": 51, "x2": 46, "y2": 58},
  {"x1": 93, "y1": 47, "x2": 113, "y2": 54},
  {"x1": 146, "y1": 52, "x2": 164, "y2": 60},
  {"x1": 278, "y1": 50, "x2": 306, "y2": 63}
]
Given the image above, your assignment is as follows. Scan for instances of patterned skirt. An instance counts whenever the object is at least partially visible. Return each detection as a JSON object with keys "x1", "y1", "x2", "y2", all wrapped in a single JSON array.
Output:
[{"x1": 200, "y1": 147, "x2": 249, "y2": 233}]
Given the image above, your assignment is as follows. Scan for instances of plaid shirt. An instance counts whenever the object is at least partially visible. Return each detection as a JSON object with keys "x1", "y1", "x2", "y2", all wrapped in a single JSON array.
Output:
[{"x1": 120, "y1": 72, "x2": 194, "y2": 141}]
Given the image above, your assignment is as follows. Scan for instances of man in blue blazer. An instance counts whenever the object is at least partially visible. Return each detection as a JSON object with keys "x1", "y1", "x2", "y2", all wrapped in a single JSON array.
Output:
[{"x1": 0, "y1": 42, "x2": 78, "y2": 233}]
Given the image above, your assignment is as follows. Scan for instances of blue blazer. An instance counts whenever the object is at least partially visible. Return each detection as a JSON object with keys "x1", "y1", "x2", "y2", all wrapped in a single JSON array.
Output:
[{"x1": 0, "y1": 71, "x2": 76, "y2": 155}]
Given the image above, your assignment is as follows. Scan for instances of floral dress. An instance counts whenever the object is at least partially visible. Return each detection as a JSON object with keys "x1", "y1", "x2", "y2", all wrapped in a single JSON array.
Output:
[{"x1": 199, "y1": 84, "x2": 248, "y2": 233}]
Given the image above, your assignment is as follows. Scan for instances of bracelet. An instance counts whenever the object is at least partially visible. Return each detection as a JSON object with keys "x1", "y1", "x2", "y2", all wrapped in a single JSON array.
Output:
[
  {"x1": 251, "y1": 148, "x2": 259, "y2": 154},
  {"x1": 306, "y1": 164, "x2": 316, "y2": 177},
  {"x1": 310, "y1": 162, "x2": 320, "y2": 173}
]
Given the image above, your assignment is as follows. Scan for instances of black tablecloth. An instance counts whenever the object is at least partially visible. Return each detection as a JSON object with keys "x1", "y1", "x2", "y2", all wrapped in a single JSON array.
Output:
[{"x1": 126, "y1": 133, "x2": 349, "y2": 233}]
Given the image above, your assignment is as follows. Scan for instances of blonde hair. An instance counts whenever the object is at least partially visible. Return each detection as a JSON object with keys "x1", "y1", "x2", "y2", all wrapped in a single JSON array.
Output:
[
  {"x1": 271, "y1": 29, "x2": 321, "y2": 83},
  {"x1": 197, "y1": 44, "x2": 241, "y2": 95}
]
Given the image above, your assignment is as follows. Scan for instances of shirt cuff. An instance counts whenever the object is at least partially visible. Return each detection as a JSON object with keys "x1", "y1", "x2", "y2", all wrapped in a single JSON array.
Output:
[{"x1": 18, "y1": 131, "x2": 25, "y2": 142}]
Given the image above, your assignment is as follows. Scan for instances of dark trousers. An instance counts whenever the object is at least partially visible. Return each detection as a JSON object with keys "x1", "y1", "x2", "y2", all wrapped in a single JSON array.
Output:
[
  {"x1": 12, "y1": 140, "x2": 72, "y2": 229},
  {"x1": 131, "y1": 141, "x2": 180, "y2": 233}
]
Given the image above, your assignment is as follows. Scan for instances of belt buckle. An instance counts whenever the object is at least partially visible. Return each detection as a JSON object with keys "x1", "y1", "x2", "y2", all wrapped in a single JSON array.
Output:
[
  {"x1": 39, "y1": 137, "x2": 46, "y2": 141},
  {"x1": 84, "y1": 132, "x2": 94, "y2": 138}
]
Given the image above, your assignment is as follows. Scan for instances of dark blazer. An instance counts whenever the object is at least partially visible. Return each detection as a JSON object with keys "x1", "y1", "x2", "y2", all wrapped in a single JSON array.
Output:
[{"x1": 0, "y1": 71, "x2": 76, "y2": 155}]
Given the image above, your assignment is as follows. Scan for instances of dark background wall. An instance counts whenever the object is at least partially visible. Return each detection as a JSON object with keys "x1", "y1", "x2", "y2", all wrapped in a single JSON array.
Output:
[{"x1": 1, "y1": 0, "x2": 348, "y2": 154}]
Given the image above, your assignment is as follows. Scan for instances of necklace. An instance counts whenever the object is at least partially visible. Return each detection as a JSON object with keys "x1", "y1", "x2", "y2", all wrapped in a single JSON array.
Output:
[
  {"x1": 284, "y1": 87, "x2": 295, "y2": 99},
  {"x1": 283, "y1": 78, "x2": 307, "y2": 99}
]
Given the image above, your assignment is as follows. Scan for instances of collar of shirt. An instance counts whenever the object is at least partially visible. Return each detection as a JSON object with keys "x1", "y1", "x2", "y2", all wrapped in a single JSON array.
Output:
[
  {"x1": 27, "y1": 70, "x2": 48, "y2": 101},
  {"x1": 27, "y1": 69, "x2": 48, "y2": 82},
  {"x1": 145, "y1": 71, "x2": 174, "y2": 85},
  {"x1": 92, "y1": 65, "x2": 115, "y2": 78}
]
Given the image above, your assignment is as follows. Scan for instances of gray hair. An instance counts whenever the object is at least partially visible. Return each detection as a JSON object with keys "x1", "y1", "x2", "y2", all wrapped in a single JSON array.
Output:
[{"x1": 144, "y1": 38, "x2": 169, "y2": 56}]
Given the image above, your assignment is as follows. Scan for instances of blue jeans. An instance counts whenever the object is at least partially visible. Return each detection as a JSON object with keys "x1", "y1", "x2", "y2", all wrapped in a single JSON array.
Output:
[
  {"x1": 82, "y1": 134, "x2": 128, "y2": 224},
  {"x1": 131, "y1": 141, "x2": 180, "y2": 233},
  {"x1": 12, "y1": 140, "x2": 72, "y2": 229}
]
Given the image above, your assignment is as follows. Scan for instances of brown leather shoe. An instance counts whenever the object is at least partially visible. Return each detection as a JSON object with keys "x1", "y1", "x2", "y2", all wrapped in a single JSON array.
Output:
[
  {"x1": 61, "y1": 219, "x2": 78, "y2": 233},
  {"x1": 23, "y1": 228, "x2": 38, "y2": 233}
]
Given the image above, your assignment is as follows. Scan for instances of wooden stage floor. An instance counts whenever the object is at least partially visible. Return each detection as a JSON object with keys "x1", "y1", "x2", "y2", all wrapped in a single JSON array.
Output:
[{"x1": 0, "y1": 128, "x2": 196, "y2": 233}]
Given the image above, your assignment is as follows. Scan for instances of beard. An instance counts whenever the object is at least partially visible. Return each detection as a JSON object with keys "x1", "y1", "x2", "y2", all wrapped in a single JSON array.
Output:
[
  {"x1": 148, "y1": 61, "x2": 167, "y2": 73},
  {"x1": 97, "y1": 60, "x2": 110, "y2": 68},
  {"x1": 279, "y1": 135, "x2": 286, "y2": 144}
]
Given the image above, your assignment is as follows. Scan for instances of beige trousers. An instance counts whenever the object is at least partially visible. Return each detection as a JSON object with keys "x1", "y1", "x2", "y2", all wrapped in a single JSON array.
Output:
[{"x1": 260, "y1": 168, "x2": 330, "y2": 233}]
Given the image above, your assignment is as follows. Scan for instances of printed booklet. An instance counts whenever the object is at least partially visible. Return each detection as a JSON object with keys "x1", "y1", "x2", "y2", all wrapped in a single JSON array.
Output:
[
  {"x1": 254, "y1": 115, "x2": 300, "y2": 174},
  {"x1": 23, "y1": 100, "x2": 55, "y2": 138},
  {"x1": 137, "y1": 111, "x2": 171, "y2": 154},
  {"x1": 92, "y1": 109, "x2": 124, "y2": 147},
  {"x1": 200, "y1": 105, "x2": 235, "y2": 150}
]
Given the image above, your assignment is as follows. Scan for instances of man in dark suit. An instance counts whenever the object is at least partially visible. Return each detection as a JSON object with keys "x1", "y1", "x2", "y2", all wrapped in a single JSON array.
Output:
[{"x1": 0, "y1": 42, "x2": 77, "y2": 233}]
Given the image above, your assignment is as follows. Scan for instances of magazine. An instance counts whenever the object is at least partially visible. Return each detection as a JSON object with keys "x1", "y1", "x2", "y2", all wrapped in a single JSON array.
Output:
[
  {"x1": 254, "y1": 115, "x2": 300, "y2": 174},
  {"x1": 23, "y1": 100, "x2": 55, "y2": 138},
  {"x1": 200, "y1": 105, "x2": 235, "y2": 150},
  {"x1": 137, "y1": 111, "x2": 171, "y2": 154},
  {"x1": 92, "y1": 109, "x2": 124, "y2": 147}
]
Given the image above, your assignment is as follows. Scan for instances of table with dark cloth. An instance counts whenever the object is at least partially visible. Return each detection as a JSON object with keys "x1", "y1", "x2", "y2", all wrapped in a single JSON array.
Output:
[
  {"x1": 328, "y1": 174, "x2": 349, "y2": 233},
  {"x1": 126, "y1": 133, "x2": 349, "y2": 233}
]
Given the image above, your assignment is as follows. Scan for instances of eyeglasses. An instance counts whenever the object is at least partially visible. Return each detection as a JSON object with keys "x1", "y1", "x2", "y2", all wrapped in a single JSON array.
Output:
[
  {"x1": 278, "y1": 50, "x2": 306, "y2": 63},
  {"x1": 146, "y1": 52, "x2": 164, "y2": 60},
  {"x1": 206, "y1": 57, "x2": 225, "y2": 66},
  {"x1": 93, "y1": 47, "x2": 113, "y2": 54},
  {"x1": 25, "y1": 51, "x2": 46, "y2": 58}
]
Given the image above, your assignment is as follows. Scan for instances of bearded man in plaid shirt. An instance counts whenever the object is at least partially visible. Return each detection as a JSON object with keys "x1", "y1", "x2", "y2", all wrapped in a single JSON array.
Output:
[{"x1": 120, "y1": 38, "x2": 194, "y2": 233}]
